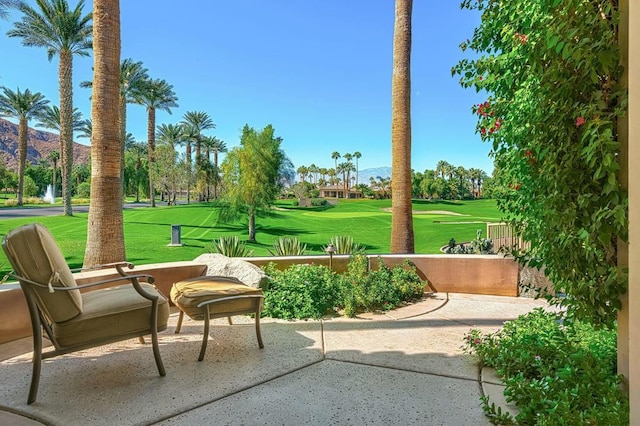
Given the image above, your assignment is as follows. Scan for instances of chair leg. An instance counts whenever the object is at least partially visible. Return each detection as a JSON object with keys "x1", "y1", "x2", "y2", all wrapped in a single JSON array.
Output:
[
  {"x1": 150, "y1": 299, "x2": 166, "y2": 377},
  {"x1": 138, "y1": 336, "x2": 145, "y2": 344},
  {"x1": 227, "y1": 316, "x2": 233, "y2": 325},
  {"x1": 198, "y1": 305, "x2": 210, "y2": 361},
  {"x1": 28, "y1": 325, "x2": 43, "y2": 405},
  {"x1": 175, "y1": 311, "x2": 184, "y2": 334}
]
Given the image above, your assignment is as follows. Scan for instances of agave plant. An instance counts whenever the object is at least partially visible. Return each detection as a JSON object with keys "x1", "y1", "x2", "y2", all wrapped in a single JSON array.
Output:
[
  {"x1": 268, "y1": 236, "x2": 307, "y2": 256},
  {"x1": 324, "y1": 235, "x2": 365, "y2": 255},
  {"x1": 210, "y1": 236, "x2": 254, "y2": 257}
]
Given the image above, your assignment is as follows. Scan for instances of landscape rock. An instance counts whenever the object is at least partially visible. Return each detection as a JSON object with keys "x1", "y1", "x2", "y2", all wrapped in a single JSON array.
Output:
[{"x1": 192, "y1": 253, "x2": 268, "y2": 288}]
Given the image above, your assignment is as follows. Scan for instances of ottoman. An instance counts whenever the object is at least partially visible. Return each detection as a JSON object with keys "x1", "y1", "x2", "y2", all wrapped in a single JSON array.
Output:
[{"x1": 170, "y1": 276, "x2": 264, "y2": 361}]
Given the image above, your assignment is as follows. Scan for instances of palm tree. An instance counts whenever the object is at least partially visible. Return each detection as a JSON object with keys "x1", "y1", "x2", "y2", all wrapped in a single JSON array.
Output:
[
  {"x1": 331, "y1": 151, "x2": 341, "y2": 171},
  {"x1": 353, "y1": 151, "x2": 362, "y2": 186},
  {"x1": 76, "y1": 117, "x2": 91, "y2": 140},
  {"x1": 35, "y1": 105, "x2": 83, "y2": 131},
  {"x1": 9, "y1": 0, "x2": 92, "y2": 216},
  {"x1": 133, "y1": 78, "x2": 178, "y2": 207},
  {"x1": 208, "y1": 136, "x2": 227, "y2": 199},
  {"x1": 0, "y1": 87, "x2": 49, "y2": 205},
  {"x1": 47, "y1": 150, "x2": 60, "y2": 196},
  {"x1": 125, "y1": 139, "x2": 146, "y2": 202},
  {"x1": 0, "y1": 0, "x2": 17, "y2": 20},
  {"x1": 181, "y1": 111, "x2": 215, "y2": 161},
  {"x1": 84, "y1": 0, "x2": 124, "y2": 266},
  {"x1": 156, "y1": 122, "x2": 183, "y2": 204},
  {"x1": 390, "y1": 0, "x2": 414, "y2": 253}
]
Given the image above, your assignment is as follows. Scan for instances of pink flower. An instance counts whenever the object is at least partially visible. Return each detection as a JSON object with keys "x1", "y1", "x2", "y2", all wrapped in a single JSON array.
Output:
[
  {"x1": 576, "y1": 116, "x2": 586, "y2": 127},
  {"x1": 480, "y1": 128, "x2": 487, "y2": 136}
]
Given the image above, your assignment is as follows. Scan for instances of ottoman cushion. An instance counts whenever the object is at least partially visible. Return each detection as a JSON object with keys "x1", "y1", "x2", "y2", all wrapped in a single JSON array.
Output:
[{"x1": 170, "y1": 276, "x2": 263, "y2": 321}]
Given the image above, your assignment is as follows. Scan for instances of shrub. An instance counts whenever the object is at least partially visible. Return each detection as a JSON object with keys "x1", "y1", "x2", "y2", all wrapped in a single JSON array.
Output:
[
  {"x1": 339, "y1": 255, "x2": 425, "y2": 317},
  {"x1": 76, "y1": 182, "x2": 91, "y2": 198},
  {"x1": 309, "y1": 197, "x2": 326, "y2": 206},
  {"x1": 268, "y1": 236, "x2": 307, "y2": 256},
  {"x1": 261, "y1": 263, "x2": 339, "y2": 319},
  {"x1": 261, "y1": 256, "x2": 425, "y2": 319},
  {"x1": 463, "y1": 308, "x2": 628, "y2": 425},
  {"x1": 209, "y1": 235, "x2": 254, "y2": 257}
]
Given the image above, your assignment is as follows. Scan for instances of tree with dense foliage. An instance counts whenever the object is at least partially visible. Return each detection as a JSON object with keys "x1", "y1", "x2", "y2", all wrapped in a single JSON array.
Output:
[
  {"x1": 181, "y1": 111, "x2": 214, "y2": 201},
  {"x1": 220, "y1": 124, "x2": 286, "y2": 242},
  {"x1": 455, "y1": 0, "x2": 627, "y2": 326},
  {"x1": 331, "y1": 151, "x2": 340, "y2": 170},
  {"x1": 9, "y1": 0, "x2": 92, "y2": 216},
  {"x1": 390, "y1": 0, "x2": 414, "y2": 253},
  {"x1": 0, "y1": 87, "x2": 49, "y2": 205},
  {"x1": 133, "y1": 78, "x2": 178, "y2": 207},
  {"x1": 84, "y1": 0, "x2": 123, "y2": 266}
]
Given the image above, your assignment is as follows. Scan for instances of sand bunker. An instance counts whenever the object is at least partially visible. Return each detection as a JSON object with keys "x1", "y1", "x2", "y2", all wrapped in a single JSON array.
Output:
[{"x1": 380, "y1": 208, "x2": 466, "y2": 216}]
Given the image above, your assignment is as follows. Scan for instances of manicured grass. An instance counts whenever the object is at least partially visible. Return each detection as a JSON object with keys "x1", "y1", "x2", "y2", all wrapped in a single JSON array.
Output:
[{"x1": 0, "y1": 198, "x2": 502, "y2": 277}]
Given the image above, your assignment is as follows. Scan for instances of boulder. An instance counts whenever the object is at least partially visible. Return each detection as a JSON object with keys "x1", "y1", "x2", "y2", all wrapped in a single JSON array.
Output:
[{"x1": 192, "y1": 253, "x2": 268, "y2": 289}]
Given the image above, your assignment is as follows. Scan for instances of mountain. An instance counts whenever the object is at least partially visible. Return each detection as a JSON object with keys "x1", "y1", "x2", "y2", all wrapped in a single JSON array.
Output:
[
  {"x1": 357, "y1": 166, "x2": 391, "y2": 184},
  {"x1": 0, "y1": 118, "x2": 90, "y2": 171}
]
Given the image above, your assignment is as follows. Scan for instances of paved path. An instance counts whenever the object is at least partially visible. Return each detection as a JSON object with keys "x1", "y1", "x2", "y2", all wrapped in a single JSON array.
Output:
[
  {"x1": 0, "y1": 293, "x2": 541, "y2": 425},
  {"x1": 0, "y1": 203, "x2": 152, "y2": 220}
]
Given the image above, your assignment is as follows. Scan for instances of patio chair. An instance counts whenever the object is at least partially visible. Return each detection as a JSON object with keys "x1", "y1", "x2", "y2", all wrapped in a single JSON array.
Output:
[{"x1": 2, "y1": 223, "x2": 170, "y2": 404}]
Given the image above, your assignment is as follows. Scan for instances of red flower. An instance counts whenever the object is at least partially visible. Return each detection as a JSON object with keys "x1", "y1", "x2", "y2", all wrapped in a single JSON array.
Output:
[
  {"x1": 515, "y1": 32, "x2": 528, "y2": 44},
  {"x1": 576, "y1": 116, "x2": 586, "y2": 127},
  {"x1": 489, "y1": 127, "x2": 495, "y2": 134},
  {"x1": 514, "y1": 183, "x2": 521, "y2": 190},
  {"x1": 480, "y1": 128, "x2": 487, "y2": 136},
  {"x1": 495, "y1": 119, "x2": 502, "y2": 130},
  {"x1": 525, "y1": 150, "x2": 532, "y2": 157},
  {"x1": 479, "y1": 76, "x2": 484, "y2": 81}
]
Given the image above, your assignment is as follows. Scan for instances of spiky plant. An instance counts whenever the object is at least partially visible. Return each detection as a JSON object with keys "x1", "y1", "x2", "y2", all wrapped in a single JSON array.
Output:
[
  {"x1": 268, "y1": 236, "x2": 307, "y2": 256},
  {"x1": 210, "y1": 235, "x2": 253, "y2": 257},
  {"x1": 324, "y1": 235, "x2": 365, "y2": 255}
]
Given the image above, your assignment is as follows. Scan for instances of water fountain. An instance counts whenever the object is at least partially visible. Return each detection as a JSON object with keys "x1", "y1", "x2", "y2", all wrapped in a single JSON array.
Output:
[{"x1": 42, "y1": 184, "x2": 55, "y2": 204}]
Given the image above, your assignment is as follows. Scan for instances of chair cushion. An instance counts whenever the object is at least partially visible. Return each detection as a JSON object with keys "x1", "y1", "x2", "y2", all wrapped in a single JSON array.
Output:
[
  {"x1": 170, "y1": 276, "x2": 263, "y2": 321},
  {"x1": 53, "y1": 283, "x2": 169, "y2": 347},
  {"x1": 2, "y1": 223, "x2": 82, "y2": 323}
]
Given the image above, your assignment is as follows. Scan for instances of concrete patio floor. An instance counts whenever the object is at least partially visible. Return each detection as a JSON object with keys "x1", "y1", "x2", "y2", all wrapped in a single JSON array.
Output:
[{"x1": 0, "y1": 292, "x2": 547, "y2": 425}]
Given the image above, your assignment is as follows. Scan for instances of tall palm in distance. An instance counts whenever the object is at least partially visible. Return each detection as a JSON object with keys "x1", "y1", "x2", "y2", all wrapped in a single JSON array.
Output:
[
  {"x1": 390, "y1": 0, "x2": 414, "y2": 253},
  {"x1": 8, "y1": 0, "x2": 92, "y2": 216},
  {"x1": 181, "y1": 111, "x2": 215, "y2": 201},
  {"x1": 181, "y1": 111, "x2": 215, "y2": 162},
  {"x1": 208, "y1": 136, "x2": 227, "y2": 199},
  {"x1": 0, "y1": 87, "x2": 49, "y2": 205},
  {"x1": 36, "y1": 104, "x2": 82, "y2": 199},
  {"x1": 353, "y1": 151, "x2": 362, "y2": 187},
  {"x1": 133, "y1": 77, "x2": 178, "y2": 207},
  {"x1": 331, "y1": 151, "x2": 341, "y2": 171},
  {"x1": 156, "y1": 122, "x2": 183, "y2": 204},
  {"x1": 80, "y1": 58, "x2": 149, "y2": 194}
]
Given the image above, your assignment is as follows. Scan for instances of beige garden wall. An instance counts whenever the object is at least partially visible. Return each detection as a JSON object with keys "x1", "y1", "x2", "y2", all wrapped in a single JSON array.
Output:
[{"x1": 0, "y1": 254, "x2": 520, "y2": 346}]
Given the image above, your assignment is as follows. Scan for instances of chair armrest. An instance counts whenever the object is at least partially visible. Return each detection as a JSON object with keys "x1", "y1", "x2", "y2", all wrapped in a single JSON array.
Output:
[{"x1": 5, "y1": 273, "x2": 156, "y2": 292}]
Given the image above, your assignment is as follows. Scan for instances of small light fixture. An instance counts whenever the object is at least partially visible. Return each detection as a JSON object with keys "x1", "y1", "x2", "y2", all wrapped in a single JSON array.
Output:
[{"x1": 325, "y1": 243, "x2": 335, "y2": 269}]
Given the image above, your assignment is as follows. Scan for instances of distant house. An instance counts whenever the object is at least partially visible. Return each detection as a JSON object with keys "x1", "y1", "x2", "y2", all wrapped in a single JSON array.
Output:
[{"x1": 318, "y1": 185, "x2": 363, "y2": 199}]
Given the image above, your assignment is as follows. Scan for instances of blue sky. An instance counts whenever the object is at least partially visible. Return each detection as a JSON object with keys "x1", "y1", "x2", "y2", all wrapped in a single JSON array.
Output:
[{"x1": 0, "y1": 1, "x2": 490, "y2": 174}]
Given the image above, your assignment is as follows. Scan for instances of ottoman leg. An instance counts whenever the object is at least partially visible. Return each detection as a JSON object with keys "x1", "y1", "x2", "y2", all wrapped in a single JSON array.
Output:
[
  {"x1": 198, "y1": 304, "x2": 211, "y2": 361},
  {"x1": 175, "y1": 311, "x2": 184, "y2": 334},
  {"x1": 255, "y1": 313, "x2": 264, "y2": 349}
]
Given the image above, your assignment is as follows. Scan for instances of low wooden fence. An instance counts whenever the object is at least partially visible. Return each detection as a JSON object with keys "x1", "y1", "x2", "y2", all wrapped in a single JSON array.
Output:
[{"x1": 486, "y1": 222, "x2": 531, "y2": 253}]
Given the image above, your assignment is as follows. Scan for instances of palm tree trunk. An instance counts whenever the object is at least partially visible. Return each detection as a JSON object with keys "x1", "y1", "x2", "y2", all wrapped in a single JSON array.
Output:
[
  {"x1": 390, "y1": 0, "x2": 415, "y2": 253},
  {"x1": 17, "y1": 118, "x2": 27, "y2": 206},
  {"x1": 84, "y1": 0, "x2": 125, "y2": 266},
  {"x1": 60, "y1": 49, "x2": 74, "y2": 216},
  {"x1": 119, "y1": 95, "x2": 126, "y2": 198},
  {"x1": 147, "y1": 107, "x2": 156, "y2": 207}
]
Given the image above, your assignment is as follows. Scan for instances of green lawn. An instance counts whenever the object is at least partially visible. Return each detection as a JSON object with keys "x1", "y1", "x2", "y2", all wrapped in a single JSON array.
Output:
[{"x1": 0, "y1": 198, "x2": 502, "y2": 277}]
